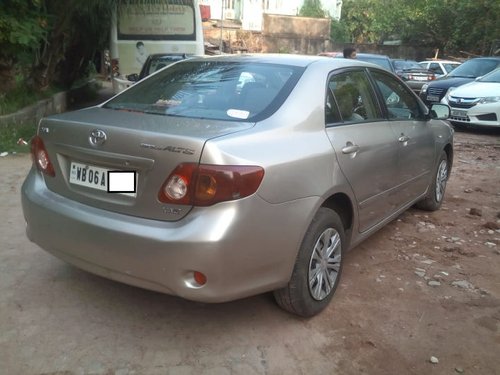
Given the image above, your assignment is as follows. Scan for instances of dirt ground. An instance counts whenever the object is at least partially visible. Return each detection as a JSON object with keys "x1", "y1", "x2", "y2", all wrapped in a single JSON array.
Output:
[{"x1": 0, "y1": 128, "x2": 499, "y2": 375}]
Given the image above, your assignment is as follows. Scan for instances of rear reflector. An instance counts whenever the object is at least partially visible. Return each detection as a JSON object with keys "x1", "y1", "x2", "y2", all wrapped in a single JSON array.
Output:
[{"x1": 194, "y1": 271, "x2": 207, "y2": 286}]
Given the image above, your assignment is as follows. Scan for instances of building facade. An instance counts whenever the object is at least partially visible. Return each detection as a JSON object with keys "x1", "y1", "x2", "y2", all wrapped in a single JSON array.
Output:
[{"x1": 199, "y1": 0, "x2": 342, "y2": 31}]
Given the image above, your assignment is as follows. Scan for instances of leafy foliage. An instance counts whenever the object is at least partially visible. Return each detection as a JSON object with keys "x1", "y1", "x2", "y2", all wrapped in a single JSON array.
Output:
[
  {"x1": 0, "y1": 121, "x2": 37, "y2": 153},
  {"x1": 299, "y1": 0, "x2": 327, "y2": 18},
  {"x1": 337, "y1": 0, "x2": 500, "y2": 56},
  {"x1": 0, "y1": 0, "x2": 48, "y2": 61},
  {"x1": 0, "y1": 0, "x2": 50, "y2": 93},
  {"x1": 330, "y1": 20, "x2": 351, "y2": 44}
]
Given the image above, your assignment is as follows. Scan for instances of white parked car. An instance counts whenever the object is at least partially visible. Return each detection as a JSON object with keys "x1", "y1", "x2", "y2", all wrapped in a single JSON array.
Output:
[
  {"x1": 442, "y1": 68, "x2": 500, "y2": 128},
  {"x1": 418, "y1": 60, "x2": 461, "y2": 78}
]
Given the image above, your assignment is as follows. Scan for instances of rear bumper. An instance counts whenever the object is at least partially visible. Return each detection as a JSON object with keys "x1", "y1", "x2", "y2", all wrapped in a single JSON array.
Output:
[
  {"x1": 21, "y1": 169, "x2": 316, "y2": 303},
  {"x1": 405, "y1": 80, "x2": 428, "y2": 94}
]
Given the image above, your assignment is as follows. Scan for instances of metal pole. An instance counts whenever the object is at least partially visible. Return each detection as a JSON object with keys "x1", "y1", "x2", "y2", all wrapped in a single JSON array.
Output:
[{"x1": 220, "y1": 0, "x2": 224, "y2": 53}]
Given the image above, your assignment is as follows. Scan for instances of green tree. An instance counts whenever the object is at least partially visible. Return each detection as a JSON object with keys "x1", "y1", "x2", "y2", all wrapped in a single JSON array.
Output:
[
  {"x1": 0, "y1": 0, "x2": 162, "y2": 95},
  {"x1": 299, "y1": 0, "x2": 327, "y2": 18},
  {"x1": 30, "y1": 1, "x2": 112, "y2": 90},
  {"x1": 337, "y1": 0, "x2": 500, "y2": 56},
  {"x1": 330, "y1": 20, "x2": 350, "y2": 43},
  {"x1": 0, "y1": 0, "x2": 49, "y2": 92}
]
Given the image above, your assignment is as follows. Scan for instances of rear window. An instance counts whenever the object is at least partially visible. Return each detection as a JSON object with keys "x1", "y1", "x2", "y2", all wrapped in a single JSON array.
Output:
[
  {"x1": 105, "y1": 60, "x2": 304, "y2": 121},
  {"x1": 357, "y1": 56, "x2": 393, "y2": 72},
  {"x1": 144, "y1": 56, "x2": 186, "y2": 76},
  {"x1": 393, "y1": 60, "x2": 421, "y2": 70}
]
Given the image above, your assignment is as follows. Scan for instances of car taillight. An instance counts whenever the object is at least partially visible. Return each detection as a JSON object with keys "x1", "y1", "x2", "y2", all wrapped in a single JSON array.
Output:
[
  {"x1": 30, "y1": 135, "x2": 55, "y2": 177},
  {"x1": 158, "y1": 163, "x2": 264, "y2": 206}
]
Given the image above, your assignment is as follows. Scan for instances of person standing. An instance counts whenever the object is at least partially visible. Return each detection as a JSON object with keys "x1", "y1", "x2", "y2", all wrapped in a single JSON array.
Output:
[{"x1": 135, "y1": 41, "x2": 149, "y2": 69}]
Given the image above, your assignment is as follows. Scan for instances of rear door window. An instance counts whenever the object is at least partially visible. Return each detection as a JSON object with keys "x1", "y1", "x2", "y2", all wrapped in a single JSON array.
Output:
[
  {"x1": 370, "y1": 70, "x2": 425, "y2": 120},
  {"x1": 325, "y1": 69, "x2": 383, "y2": 125}
]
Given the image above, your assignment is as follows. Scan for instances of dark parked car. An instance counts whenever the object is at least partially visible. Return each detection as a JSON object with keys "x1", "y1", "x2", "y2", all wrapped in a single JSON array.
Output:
[
  {"x1": 22, "y1": 54, "x2": 453, "y2": 317},
  {"x1": 391, "y1": 59, "x2": 436, "y2": 94},
  {"x1": 420, "y1": 57, "x2": 500, "y2": 106},
  {"x1": 355, "y1": 53, "x2": 396, "y2": 73},
  {"x1": 126, "y1": 53, "x2": 194, "y2": 82},
  {"x1": 319, "y1": 52, "x2": 396, "y2": 73}
]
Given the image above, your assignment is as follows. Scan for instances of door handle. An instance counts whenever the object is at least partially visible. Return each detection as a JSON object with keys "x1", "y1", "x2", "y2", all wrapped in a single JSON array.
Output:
[
  {"x1": 342, "y1": 142, "x2": 360, "y2": 154},
  {"x1": 398, "y1": 135, "x2": 410, "y2": 142}
]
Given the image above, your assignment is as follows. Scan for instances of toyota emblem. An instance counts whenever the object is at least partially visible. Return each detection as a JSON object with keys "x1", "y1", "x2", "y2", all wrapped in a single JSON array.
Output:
[{"x1": 89, "y1": 129, "x2": 107, "y2": 146}]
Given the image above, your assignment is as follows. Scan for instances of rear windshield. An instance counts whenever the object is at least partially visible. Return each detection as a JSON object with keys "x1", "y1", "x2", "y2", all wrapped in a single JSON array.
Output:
[
  {"x1": 393, "y1": 60, "x2": 421, "y2": 70},
  {"x1": 105, "y1": 60, "x2": 304, "y2": 121},
  {"x1": 356, "y1": 56, "x2": 393, "y2": 72}
]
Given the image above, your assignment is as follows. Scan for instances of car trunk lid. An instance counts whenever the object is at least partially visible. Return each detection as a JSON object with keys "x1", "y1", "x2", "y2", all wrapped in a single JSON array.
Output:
[{"x1": 37, "y1": 107, "x2": 254, "y2": 221}]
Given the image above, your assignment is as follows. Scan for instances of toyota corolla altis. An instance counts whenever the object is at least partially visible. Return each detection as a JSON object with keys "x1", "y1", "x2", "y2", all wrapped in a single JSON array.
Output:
[{"x1": 22, "y1": 54, "x2": 453, "y2": 317}]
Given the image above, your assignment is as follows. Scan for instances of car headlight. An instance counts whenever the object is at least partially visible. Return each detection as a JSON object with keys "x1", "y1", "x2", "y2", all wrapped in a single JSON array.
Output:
[
  {"x1": 478, "y1": 96, "x2": 500, "y2": 104},
  {"x1": 444, "y1": 87, "x2": 457, "y2": 102},
  {"x1": 446, "y1": 86, "x2": 457, "y2": 96},
  {"x1": 421, "y1": 84, "x2": 429, "y2": 94}
]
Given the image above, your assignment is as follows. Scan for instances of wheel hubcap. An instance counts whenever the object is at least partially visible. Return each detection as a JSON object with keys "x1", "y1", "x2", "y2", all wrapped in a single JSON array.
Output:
[
  {"x1": 435, "y1": 159, "x2": 448, "y2": 203},
  {"x1": 308, "y1": 227, "x2": 342, "y2": 301}
]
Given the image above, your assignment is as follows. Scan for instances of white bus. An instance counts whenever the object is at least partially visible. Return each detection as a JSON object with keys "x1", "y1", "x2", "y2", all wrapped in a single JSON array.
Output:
[{"x1": 110, "y1": 0, "x2": 204, "y2": 93}]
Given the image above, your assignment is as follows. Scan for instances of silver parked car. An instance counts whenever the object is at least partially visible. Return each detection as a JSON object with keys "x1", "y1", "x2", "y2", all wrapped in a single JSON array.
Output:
[{"x1": 22, "y1": 54, "x2": 453, "y2": 317}]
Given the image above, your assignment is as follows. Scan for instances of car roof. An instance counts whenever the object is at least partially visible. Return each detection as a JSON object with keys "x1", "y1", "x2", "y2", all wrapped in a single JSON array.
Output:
[
  {"x1": 317, "y1": 52, "x2": 392, "y2": 60},
  {"x1": 465, "y1": 56, "x2": 500, "y2": 62},
  {"x1": 188, "y1": 53, "x2": 337, "y2": 67},
  {"x1": 318, "y1": 51, "x2": 343, "y2": 57},
  {"x1": 392, "y1": 58, "x2": 417, "y2": 61},
  {"x1": 419, "y1": 60, "x2": 461, "y2": 64},
  {"x1": 356, "y1": 53, "x2": 391, "y2": 59},
  {"x1": 185, "y1": 53, "x2": 393, "y2": 73},
  {"x1": 148, "y1": 53, "x2": 190, "y2": 57}
]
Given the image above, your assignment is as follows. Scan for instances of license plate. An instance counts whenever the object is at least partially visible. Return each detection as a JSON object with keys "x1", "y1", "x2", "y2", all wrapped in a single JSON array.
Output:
[
  {"x1": 451, "y1": 109, "x2": 467, "y2": 118},
  {"x1": 413, "y1": 76, "x2": 427, "y2": 81},
  {"x1": 69, "y1": 162, "x2": 137, "y2": 197},
  {"x1": 426, "y1": 95, "x2": 440, "y2": 102}
]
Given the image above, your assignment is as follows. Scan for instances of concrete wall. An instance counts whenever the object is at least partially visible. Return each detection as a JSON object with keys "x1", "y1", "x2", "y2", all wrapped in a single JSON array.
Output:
[
  {"x1": 0, "y1": 91, "x2": 67, "y2": 127},
  {"x1": 203, "y1": 14, "x2": 331, "y2": 54},
  {"x1": 261, "y1": 14, "x2": 331, "y2": 54},
  {"x1": 203, "y1": 17, "x2": 438, "y2": 59}
]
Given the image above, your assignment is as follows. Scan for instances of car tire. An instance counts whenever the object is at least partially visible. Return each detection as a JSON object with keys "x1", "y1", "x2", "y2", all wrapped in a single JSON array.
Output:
[
  {"x1": 416, "y1": 151, "x2": 449, "y2": 211},
  {"x1": 273, "y1": 207, "x2": 344, "y2": 317}
]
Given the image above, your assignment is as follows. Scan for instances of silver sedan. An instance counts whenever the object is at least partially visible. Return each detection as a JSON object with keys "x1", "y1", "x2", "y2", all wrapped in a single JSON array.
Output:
[{"x1": 22, "y1": 54, "x2": 453, "y2": 317}]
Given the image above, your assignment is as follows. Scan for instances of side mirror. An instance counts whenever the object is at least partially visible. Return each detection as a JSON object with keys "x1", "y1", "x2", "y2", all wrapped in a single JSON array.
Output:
[
  {"x1": 386, "y1": 92, "x2": 400, "y2": 105},
  {"x1": 429, "y1": 103, "x2": 450, "y2": 119},
  {"x1": 126, "y1": 73, "x2": 139, "y2": 82}
]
